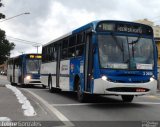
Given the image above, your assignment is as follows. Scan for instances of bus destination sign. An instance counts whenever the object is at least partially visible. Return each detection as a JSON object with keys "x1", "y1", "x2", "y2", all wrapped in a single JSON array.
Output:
[
  {"x1": 29, "y1": 55, "x2": 42, "y2": 59},
  {"x1": 117, "y1": 26, "x2": 142, "y2": 34},
  {"x1": 96, "y1": 22, "x2": 153, "y2": 35}
]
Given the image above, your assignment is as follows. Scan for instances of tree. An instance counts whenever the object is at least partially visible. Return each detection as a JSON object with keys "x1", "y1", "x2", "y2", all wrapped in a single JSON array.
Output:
[
  {"x1": 0, "y1": 0, "x2": 5, "y2": 19},
  {"x1": 0, "y1": 30, "x2": 15, "y2": 64},
  {"x1": 0, "y1": 0, "x2": 15, "y2": 64}
]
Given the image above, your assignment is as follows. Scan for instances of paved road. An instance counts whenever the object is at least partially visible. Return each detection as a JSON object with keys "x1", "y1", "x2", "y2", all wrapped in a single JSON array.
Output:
[
  {"x1": 1, "y1": 75, "x2": 160, "y2": 127},
  {"x1": 0, "y1": 75, "x2": 63, "y2": 127}
]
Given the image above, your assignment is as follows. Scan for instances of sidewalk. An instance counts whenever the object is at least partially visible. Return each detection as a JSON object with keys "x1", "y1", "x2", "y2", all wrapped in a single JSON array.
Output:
[
  {"x1": 0, "y1": 86, "x2": 26, "y2": 121},
  {"x1": 0, "y1": 75, "x2": 9, "y2": 86},
  {"x1": 0, "y1": 75, "x2": 36, "y2": 120}
]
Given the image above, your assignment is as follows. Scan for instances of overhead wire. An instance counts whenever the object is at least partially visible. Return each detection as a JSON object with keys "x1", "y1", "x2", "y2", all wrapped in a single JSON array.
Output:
[{"x1": 6, "y1": 36, "x2": 42, "y2": 45}]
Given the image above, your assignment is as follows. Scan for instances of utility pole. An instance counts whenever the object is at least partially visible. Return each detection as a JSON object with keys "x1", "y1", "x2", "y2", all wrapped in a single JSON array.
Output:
[
  {"x1": 33, "y1": 45, "x2": 41, "y2": 54},
  {"x1": 7, "y1": 36, "x2": 42, "y2": 54}
]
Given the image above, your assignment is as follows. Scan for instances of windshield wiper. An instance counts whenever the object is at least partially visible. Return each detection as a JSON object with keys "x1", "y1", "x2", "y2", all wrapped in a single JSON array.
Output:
[
  {"x1": 129, "y1": 35, "x2": 141, "y2": 44},
  {"x1": 111, "y1": 33, "x2": 123, "y2": 51},
  {"x1": 129, "y1": 35, "x2": 141, "y2": 58},
  {"x1": 111, "y1": 33, "x2": 125, "y2": 61}
]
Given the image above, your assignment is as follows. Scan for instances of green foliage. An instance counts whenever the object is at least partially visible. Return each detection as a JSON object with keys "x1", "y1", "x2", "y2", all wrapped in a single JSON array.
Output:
[
  {"x1": 0, "y1": 29, "x2": 15, "y2": 64},
  {"x1": 0, "y1": 0, "x2": 5, "y2": 19},
  {"x1": 0, "y1": 0, "x2": 15, "y2": 64}
]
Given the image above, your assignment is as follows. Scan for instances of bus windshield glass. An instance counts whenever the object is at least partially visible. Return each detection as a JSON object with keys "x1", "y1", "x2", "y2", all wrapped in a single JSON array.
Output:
[
  {"x1": 26, "y1": 59, "x2": 41, "y2": 74},
  {"x1": 98, "y1": 35, "x2": 154, "y2": 70}
]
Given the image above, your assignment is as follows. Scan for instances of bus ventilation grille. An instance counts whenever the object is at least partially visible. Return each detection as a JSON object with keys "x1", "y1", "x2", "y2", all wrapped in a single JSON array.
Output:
[{"x1": 106, "y1": 87, "x2": 149, "y2": 92}]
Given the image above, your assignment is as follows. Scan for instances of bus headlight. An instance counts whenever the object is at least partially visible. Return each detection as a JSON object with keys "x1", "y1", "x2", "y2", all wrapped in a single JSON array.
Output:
[
  {"x1": 26, "y1": 75, "x2": 31, "y2": 80},
  {"x1": 150, "y1": 77, "x2": 154, "y2": 82},
  {"x1": 102, "y1": 76, "x2": 107, "y2": 81}
]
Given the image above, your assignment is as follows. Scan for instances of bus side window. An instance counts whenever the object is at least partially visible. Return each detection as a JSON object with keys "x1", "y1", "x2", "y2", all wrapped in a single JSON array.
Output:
[
  {"x1": 69, "y1": 36, "x2": 76, "y2": 47},
  {"x1": 49, "y1": 44, "x2": 53, "y2": 61},
  {"x1": 46, "y1": 46, "x2": 50, "y2": 62},
  {"x1": 68, "y1": 47, "x2": 76, "y2": 57},
  {"x1": 61, "y1": 39, "x2": 68, "y2": 60},
  {"x1": 61, "y1": 49, "x2": 68, "y2": 59},
  {"x1": 77, "y1": 33, "x2": 83, "y2": 44},
  {"x1": 76, "y1": 32, "x2": 85, "y2": 57},
  {"x1": 54, "y1": 50, "x2": 57, "y2": 60},
  {"x1": 76, "y1": 44, "x2": 84, "y2": 56},
  {"x1": 48, "y1": 46, "x2": 51, "y2": 61},
  {"x1": 42, "y1": 48, "x2": 45, "y2": 62},
  {"x1": 44, "y1": 46, "x2": 48, "y2": 62},
  {"x1": 54, "y1": 45, "x2": 58, "y2": 60},
  {"x1": 51, "y1": 45, "x2": 54, "y2": 61},
  {"x1": 62, "y1": 38, "x2": 68, "y2": 49}
]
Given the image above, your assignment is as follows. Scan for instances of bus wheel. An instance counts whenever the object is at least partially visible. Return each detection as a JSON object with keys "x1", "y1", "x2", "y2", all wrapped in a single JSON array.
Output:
[
  {"x1": 11, "y1": 82, "x2": 15, "y2": 86},
  {"x1": 77, "y1": 80, "x2": 86, "y2": 103},
  {"x1": 21, "y1": 84, "x2": 26, "y2": 88},
  {"x1": 121, "y1": 95, "x2": 134, "y2": 102},
  {"x1": 48, "y1": 78, "x2": 53, "y2": 93},
  {"x1": 42, "y1": 85, "x2": 46, "y2": 89}
]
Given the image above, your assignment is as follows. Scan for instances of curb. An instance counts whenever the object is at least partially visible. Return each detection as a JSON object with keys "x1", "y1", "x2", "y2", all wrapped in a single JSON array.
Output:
[{"x1": 0, "y1": 84, "x2": 6, "y2": 87}]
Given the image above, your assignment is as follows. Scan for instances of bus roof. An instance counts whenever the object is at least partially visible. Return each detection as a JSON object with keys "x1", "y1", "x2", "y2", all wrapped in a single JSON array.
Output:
[{"x1": 43, "y1": 20, "x2": 153, "y2": 47}]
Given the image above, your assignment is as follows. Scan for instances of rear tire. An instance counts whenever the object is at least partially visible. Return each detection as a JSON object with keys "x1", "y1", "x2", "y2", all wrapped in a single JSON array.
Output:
[
  {"x1": 21, "y1": 84, "x2": 26, "y2": 88},
  {"x1": 11, "y1": 82, "x2": 15, "y2": 86},
  {"x1": 42, "y1": 85, "x2": 46, "y2": 89},
  {"x1": 48, "y1": 76, "x2": 61, "y2": 93},
  {"x1": 121, "y1": 95, "x2": 134, "y2": 102},
  {"x1": 48, "y1": 77, "x2": 54, "y2": 93}
]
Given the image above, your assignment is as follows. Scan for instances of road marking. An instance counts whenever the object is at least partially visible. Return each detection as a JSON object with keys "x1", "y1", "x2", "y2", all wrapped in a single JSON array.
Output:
[
  {"x1": 51, "y1": 103, "x2": 128, "y2": 107},
  {"x1": 24, "y1": 89, "x2": 74, "y2": 127},
  {"x1": 51, "y1": 102, "x2": 160, "y2": 107},
  {"x1": 5, "y1": 85, "x2": 36, "y2": 117},
  {"x1": 134, "y1": 102, "x2": 160, "y2": 105},
  {"x1": 143, "y1": 95, "x2": 160, "y2": 100},
  {"x1": 52, "y1": 103, "x2": 93, "y2": 106}
]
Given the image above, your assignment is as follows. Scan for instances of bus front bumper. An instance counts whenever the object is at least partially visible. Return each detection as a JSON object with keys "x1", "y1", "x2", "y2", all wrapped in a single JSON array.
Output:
[
  {"x1": 93, "y1": 78, "x2": 157, "y2": 96},
  {"x1": 24, "y1": 78, "x2": 43, "y2": 85}
]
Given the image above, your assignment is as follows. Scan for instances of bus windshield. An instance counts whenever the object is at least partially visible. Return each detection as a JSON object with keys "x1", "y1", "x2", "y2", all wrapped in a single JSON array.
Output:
[
  {"x1": 26, "y1": 59, "x2": 41, "y2": 74},
  {"x1": 98, "y1": 35, "x2": 154, "y2": 70}
]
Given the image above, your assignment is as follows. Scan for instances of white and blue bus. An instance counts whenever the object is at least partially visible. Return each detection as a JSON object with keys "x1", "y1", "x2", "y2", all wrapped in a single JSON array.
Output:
[
  {"x1": 41, "y1": 20, "x2": 157, "y2": 102},
  {"x1": 7, "y1": 54, "x2": 45, "y2": 87}
]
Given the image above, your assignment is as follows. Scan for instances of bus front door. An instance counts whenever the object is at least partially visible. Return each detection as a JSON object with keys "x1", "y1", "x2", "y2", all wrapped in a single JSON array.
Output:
[{"x1": 84, "y1": 34, "x2": 93, "y2": 92}]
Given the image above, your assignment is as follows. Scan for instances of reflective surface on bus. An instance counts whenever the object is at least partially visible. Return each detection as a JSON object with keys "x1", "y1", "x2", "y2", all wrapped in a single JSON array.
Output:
[{"x1": 98, "y1": 35, "x2": 154, "y2": 70}]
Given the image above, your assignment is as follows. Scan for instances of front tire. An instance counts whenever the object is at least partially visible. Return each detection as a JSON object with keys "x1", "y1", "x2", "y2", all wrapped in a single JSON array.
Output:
[{"x1": 121, "y1": 95, "x2": 134, "y2": 102}]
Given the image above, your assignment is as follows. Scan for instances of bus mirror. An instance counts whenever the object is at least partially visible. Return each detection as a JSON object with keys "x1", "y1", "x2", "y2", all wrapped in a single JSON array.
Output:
[{"x1": 86, "y1": 28, "x2": 95, "y2": 35}]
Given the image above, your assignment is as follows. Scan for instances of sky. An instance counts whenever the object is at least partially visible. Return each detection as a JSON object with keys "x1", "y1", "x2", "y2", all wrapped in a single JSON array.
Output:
[{"x1": 0, "y1": 0, "x2": 160, "y2": 57}]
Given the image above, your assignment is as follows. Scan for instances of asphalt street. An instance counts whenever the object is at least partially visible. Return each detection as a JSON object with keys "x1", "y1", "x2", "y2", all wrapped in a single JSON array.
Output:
[{"x1": 1, "y1": 75, "x2": 160, "y2": 127}]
